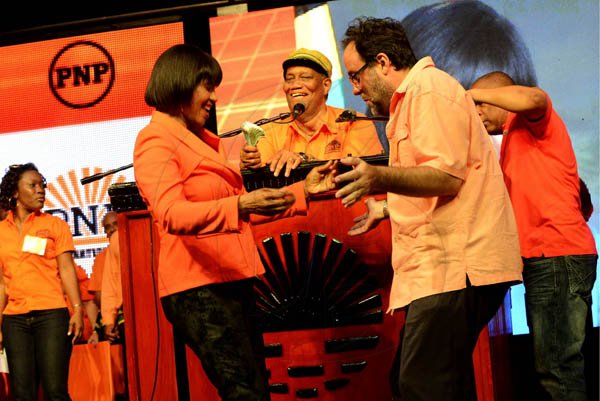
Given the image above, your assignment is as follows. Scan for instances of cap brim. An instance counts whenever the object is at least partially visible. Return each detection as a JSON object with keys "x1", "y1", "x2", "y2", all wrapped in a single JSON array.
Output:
[{"x1": 282, "y1": 58, "x2": 329, "y2": 77}]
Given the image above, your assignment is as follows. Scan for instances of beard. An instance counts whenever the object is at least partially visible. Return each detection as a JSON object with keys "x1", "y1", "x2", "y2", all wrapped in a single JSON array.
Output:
[{"x1": 365, "y1": 75, "x2": 394, "y2": 117}]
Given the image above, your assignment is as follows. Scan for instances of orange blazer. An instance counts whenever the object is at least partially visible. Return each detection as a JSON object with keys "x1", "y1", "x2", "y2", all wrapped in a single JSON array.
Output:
[{"x1": 133, "y1": 111, "x2": 307, "y2": 297}]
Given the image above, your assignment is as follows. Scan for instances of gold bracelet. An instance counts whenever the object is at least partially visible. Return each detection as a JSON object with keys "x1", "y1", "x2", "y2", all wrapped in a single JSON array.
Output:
[
  {"x1": 72, "y1": 303, "x2": 82, "y2": 308},
  {"x1": 382, "y1": 200, "x2": 389, "y2": 218}
]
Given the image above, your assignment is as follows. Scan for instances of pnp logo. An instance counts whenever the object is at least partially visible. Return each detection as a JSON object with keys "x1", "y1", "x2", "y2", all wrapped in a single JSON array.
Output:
[{"x1": 49, "y1": 40, "x2": 115, "y2": 109}]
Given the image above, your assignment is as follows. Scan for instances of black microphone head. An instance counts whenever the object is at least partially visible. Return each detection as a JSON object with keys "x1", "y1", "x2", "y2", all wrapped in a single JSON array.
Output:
[
  {"x1": 292, "y1": 103, "x2": 305, "y2": 117},
  {"x1": 336, "y1": 109, "x2": 357, "y2": 122}
]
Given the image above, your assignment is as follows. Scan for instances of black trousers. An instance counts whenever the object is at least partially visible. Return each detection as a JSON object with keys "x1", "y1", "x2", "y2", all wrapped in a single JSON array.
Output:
[
  {"x1": 390, "y1": 281, "x2": 511, "y2": 401},
  {"x1": 161, "y1": 278, "x2": 270, "y2": 401}
]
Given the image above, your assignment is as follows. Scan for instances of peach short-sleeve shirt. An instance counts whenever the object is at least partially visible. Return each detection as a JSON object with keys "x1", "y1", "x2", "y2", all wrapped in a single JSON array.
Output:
[{"x1": 385, "y1": 57, "x2": 522, "y2": 310}]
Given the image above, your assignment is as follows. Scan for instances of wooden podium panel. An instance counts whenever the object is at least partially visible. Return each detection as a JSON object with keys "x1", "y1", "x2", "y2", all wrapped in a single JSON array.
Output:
[
  {"x1": 118, "y1": 211, "x2": 179, "y2": 401},
  {"x1": 116, "y1": 191, "x2": 512, "y2": 401}
]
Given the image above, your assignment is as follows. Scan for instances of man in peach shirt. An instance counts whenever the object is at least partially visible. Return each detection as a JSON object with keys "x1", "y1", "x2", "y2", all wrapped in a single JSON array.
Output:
[
  {"x1": 240, "y1": 48, "x2": 382, "y2": 177},
  {"x1": 336, "y1": 18, "x2": 523, "y2": 401}
]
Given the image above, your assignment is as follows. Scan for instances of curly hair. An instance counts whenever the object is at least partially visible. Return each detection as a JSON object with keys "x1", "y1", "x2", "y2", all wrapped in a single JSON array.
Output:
[
  {"x1": 342, "y1": 17, "x2": 417, "y2": 70},
  {"x1": 0, "y1": 163, "x2": 43, "y2": 211}
]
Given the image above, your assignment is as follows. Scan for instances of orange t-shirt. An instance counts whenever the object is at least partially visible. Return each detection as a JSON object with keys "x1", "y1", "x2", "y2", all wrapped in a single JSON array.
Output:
[
  {"x1": 74, "y1": 264, "x2": 94, "y2": 302},
  {"x1": 257, "y1": 105, "x2": 382, "y2": 162},
  {"x1": 88, "y1": 247, "x2": 107, "y2": 293},
  {"x1": 386, "y1": 57, "x2": 523, "y2": 310},
  {"x1": 500, "y1": 95, "x2": 597, "y2": 258},
  {"x1": 0, "y1": 211, "x2": 75, "y2": 314},
  {"x1": 101, "y1": 231, "x2": 122, "y2": 326}
]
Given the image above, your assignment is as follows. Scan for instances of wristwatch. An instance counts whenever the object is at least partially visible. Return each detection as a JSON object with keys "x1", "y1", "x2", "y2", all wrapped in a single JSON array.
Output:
[{"x1": 382, "y1": 200, "x2": 389, "y2": 218}]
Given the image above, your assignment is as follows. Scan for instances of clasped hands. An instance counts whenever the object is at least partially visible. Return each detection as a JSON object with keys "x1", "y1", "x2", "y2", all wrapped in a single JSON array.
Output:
[
  {"x1": 239, "y1": 156, "x2": 387, "y2": 235},
  {"x1": 238, "y1": 160, "x2": 338, "y2": 217},
  {"x1": 240, "y1": 145, "x2": 312, "y2": 177}
]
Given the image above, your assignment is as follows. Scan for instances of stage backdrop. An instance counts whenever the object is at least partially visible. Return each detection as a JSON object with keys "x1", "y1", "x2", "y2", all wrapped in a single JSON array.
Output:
[
  {"x1": 0, "y1": 22, "x2": 184, "y2": 272},
  {"x1": 0, "y1": 1, "x2": 597, "y2": 335}
]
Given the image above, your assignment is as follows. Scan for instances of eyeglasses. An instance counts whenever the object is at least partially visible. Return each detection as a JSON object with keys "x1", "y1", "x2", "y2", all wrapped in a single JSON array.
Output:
[{"x1": 348, "y1": 62, "x2": 371, "y2": 85}]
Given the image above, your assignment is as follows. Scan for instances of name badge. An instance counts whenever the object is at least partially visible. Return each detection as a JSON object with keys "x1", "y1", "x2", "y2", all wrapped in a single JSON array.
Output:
[{"x1": 22, "y1": 235, "x2": 47, "y2": 256}]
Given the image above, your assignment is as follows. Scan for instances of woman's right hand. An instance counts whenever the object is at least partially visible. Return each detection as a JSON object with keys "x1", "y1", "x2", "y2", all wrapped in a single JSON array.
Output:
[
  {"x1": 238, "y1": 188, "x2": 296, "y2": 217},
  {"x1": 240, "y1": 144, "x2": 262, "y2": 170}
]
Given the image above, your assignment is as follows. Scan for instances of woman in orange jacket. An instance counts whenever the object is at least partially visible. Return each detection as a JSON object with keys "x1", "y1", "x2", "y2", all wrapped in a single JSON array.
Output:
[
  {"x1": 133, "y1": 44, "x2": 335, "y2": 401},
  {"x1": 0, "y1": 163, "x2": 83, "y2": 401}
]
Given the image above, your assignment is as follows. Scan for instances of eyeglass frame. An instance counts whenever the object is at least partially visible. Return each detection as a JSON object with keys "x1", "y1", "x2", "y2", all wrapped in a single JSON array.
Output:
[{"x1": 348, "y1": 61, "x2": 372, "y2": 85}]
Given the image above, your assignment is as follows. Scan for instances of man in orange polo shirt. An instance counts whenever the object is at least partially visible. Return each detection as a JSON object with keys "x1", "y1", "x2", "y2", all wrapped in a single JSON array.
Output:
[
  {"x1": 469, "y1": 71, "x2": 597, "y2": 401},
  {"x1": 100, "y1": 230, "x2": 123, "y2": 344},
  {"x1": 240, "y1": 48, "x2": 382, "y2": 177},
  {"x1": 88, "y1": 211, "x2": 118, "y2": 308},
  {"x1": 335, "y1": 17, "x2": 523, "y2": 401}
]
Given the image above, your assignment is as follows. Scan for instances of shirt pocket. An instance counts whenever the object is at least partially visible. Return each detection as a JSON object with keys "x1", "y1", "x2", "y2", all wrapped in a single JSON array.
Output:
[
  {"x1": 389, "y1": 127, "x2": 416, "y2": 168},
  {"x1": 42, "y1": 235, "x2": 57, "y2": 260}
]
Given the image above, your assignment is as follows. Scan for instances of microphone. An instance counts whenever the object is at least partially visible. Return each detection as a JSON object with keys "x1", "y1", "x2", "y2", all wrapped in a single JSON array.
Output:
[
  {"x1": 292, "y1": 103, "x2": 305, "y2": 118},
  {"x1": 336, "y1": 108, "x2": 357, "y2": 122}
]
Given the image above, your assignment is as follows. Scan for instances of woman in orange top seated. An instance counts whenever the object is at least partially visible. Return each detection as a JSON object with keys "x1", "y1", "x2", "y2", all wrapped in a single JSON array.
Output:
[
  {"x1": 0, "y1": 163, "x2": 83, "y2": 401},
  {"x1": 134, "y1": 44, "x2": 335, "y2": 401}
]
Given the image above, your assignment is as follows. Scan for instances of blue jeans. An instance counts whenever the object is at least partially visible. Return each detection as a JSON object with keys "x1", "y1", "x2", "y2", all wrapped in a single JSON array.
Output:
[
  {"x1": 523, "y1": 254, "x2": 597, "y2": 401},
  {"x1": 2, "y1": 308, "x2": 72, "y2": 401}
]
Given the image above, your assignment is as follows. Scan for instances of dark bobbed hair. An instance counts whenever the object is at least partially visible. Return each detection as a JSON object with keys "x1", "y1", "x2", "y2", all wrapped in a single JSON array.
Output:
[
  {"x1": 0, "y1": 163, "x2": 44, "y2": 211},
  {"x1": 144, "y1": 44, "x2": 223, "y2": 115},
  {"x1": 342, "y1": 17, "x2": 417, "y2": 70},
  {"x1": 401, "y1": 0, "x2": 537, "y2": 89}
]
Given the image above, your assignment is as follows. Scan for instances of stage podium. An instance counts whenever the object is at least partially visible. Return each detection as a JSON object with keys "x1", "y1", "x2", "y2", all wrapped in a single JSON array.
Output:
[{"x1": 111, "y1": 161, "x2": 512, "y2": 401}]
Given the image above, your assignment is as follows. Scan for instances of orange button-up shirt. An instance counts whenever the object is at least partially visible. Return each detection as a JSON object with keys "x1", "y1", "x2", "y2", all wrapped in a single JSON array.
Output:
[
  {"x1": 257, "y1": 105, "x2": 382, "y2": 162},
  {"x1": 386, "y1": 57, "x2": 522, "y2": 310},
  {"x1": 0, "y1": 211, "x2": 75, "y2": 314}
]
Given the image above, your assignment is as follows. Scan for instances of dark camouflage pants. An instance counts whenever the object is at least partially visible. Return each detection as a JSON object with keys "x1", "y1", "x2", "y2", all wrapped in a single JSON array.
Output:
[{"x1": 161, "y1": 278, "x2": 270, "y2": 401}]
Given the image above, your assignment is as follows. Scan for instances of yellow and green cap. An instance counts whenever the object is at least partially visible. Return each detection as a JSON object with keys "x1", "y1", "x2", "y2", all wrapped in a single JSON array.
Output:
[{"x1": 282, "y1": 48, "x2": 332, "y2": 78}]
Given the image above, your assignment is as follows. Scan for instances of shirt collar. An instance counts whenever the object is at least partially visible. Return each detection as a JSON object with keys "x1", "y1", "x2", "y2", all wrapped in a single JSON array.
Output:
[
  {"x1": 3, "y1": 209, "x2": 41, "y2": 227},
  {"x1": 390, "y1": 56, "x2": 435, "y2": 114},
  {"x1": 289, "y1": 105, "x2": 338, "y2": 138}
]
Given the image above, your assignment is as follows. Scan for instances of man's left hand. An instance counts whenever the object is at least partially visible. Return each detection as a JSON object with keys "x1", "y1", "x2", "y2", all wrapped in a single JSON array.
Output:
[{"x1": 334, "y1": 157, "x2": 378, "y2": 208}]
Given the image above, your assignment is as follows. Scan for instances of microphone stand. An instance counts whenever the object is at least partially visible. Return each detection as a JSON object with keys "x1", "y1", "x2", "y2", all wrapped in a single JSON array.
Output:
[
  {"x1": 335, "y1": 109, "x2": 389, "y2": 123},
  {"x1": 218, "y1": 112, "x2": 293, "y2": 138},
  {"x1": 80, "y1": 163, "x2": 133, "y2": 185},
  {"x1": 82, "y1": 110, "x2": 301, "y2": 184},
  {"x1": 351, "y1": 116, "x2": 389, "y2": 121}
]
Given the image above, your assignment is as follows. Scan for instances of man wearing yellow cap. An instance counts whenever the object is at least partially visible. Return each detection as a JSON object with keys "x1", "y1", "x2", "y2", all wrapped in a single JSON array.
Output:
[{"x1": 240, "y1": 48, "x2": 382, "y2": 177}]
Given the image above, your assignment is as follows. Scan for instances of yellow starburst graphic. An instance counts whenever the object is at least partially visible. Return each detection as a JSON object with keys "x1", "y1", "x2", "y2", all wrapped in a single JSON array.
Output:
[{"x1": 45, "y1": 167, "x2": 127, "y2": 246}]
